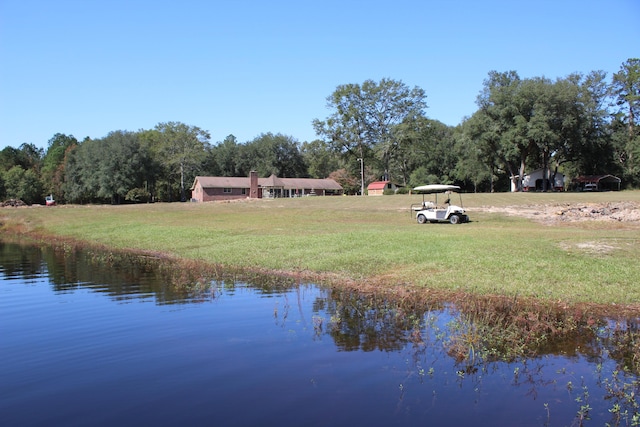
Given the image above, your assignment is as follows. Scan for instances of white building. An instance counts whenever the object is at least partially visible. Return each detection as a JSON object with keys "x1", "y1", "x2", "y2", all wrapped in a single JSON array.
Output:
[{"x1": 515, "y1": 169, "x2": 565, "y2": 192}]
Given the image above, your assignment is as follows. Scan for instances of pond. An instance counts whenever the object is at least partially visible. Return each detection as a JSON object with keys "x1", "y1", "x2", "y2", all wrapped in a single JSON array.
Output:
[{"x1": 1, "y1": 241, "x2": 639, "y2": 426}]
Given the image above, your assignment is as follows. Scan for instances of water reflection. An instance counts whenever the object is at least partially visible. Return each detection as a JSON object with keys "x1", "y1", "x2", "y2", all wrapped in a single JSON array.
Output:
[{"x1": 1, "y1": 240, "x2": 639, "y2": 426}]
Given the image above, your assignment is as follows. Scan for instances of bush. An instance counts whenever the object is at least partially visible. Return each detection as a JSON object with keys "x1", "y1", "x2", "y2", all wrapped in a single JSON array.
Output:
[
  {"x1": 125, "y1": 188, "x2": 151, "y2": 203},
  {"x1": 3, "y1": 166, "x2": 43, "y2": 204}
]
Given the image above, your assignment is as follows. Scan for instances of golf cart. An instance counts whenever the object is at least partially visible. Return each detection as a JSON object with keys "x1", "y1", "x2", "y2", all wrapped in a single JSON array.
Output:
[{"x1": 411, "y1": 184, "x2": 469, "y2": 224}]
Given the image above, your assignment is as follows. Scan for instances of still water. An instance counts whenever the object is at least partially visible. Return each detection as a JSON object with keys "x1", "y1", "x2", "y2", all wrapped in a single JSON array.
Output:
[{"x1": 1, "y1": 241, "x2": 638, "y2": 426}]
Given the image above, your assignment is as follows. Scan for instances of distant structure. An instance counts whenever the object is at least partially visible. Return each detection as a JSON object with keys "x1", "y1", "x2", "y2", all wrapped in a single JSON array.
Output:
[
  {"x1": 571, "y1": 175, "x2": 621, "y2": 191},
  {"x1": 520, "y1": 169, "x2": 565, "y2": 192},
  {"x1": 510, "y1": 168, "x2": 564, "y2": 192},
  {"x1": 190, "y1": 171, "x2": 343, "y2": 202},
  {"x1": 367, "y1": 181, "x2": 402, "y2": 196}
]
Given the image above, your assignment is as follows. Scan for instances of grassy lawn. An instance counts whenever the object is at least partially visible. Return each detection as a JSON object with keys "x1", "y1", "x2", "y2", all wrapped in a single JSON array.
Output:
[{"x1": 2, "y1": 191, "x2": 640, "y2": 305}]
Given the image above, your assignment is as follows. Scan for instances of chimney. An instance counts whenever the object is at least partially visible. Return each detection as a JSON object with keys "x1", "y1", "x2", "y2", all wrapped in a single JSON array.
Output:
[{"x1": 250, "y1": 170, "x2": 258, "y2": 198}]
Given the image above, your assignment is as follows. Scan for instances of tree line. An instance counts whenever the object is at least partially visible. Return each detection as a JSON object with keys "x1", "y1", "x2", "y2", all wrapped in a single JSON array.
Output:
[{"x1": 1, "y1": 58, "x2": 638, "y2": 204}]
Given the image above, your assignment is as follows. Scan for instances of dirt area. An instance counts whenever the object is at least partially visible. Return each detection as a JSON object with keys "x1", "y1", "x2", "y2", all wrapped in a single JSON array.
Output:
[{"x1": 479, "y1": 201, "x2": 640, "y2": 225}]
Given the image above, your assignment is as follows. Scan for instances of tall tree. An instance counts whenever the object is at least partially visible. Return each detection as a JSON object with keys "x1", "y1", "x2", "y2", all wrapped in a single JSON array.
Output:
[
  {"x1": 0, "y1": 143, "x2": 44, "y2": 202},
  {"x1": 393, "y1": 116, "x2": 456, "y2": 186},
  {"x1": 41, "y1": 133, "x2": 78, "y2": 201},
  {"x1": 63, "y1": 138, "x2": 97, "y2": 203},
  {"x1": 475, "y1": 71, "x2": 591, "y2": 191},
  {"x1": 237, "y1": 133, "x2": 307, "y2": 178},
  {"x1": 151, "y1": 122, "x2": 210, "y2": 201},
  {"x1": 95, "y1": 131, "x2": 151, "y2": 203},
  {"x1": 301, "y1": 139, "x2": 341, "y2": 179},
  {"x1": 0, "y1": 143, "x2": 43, "y2": 173},
  {"x1": 460, "y1": 112, "x2": 511, "y2": 192},
  {"x1": 612, "y1": 58, "x2": 640, "y2": 138},
  {"x1": 0, "y1": 147, "x2": 23, "y2": 172},
  {"x1": 63, "y1": 132, "x2": 151, "y2": 204},
  {"x1": 210, "y1": 135, "x2": 240, "y2": 176},
  {"x1": 453, "y1": 122, "x2": 493, "y2": 192},
  {"x1": 475, "y1": 70, "x2": 524, "y2": 189},
  {"x1": 3, "y1": 166, "x2": 43, "y2": 204},
  {"x1": 611, "y1": 58, "x2": 640, "y2": 186},
  {"x1": 313, "y1": 78, "x2": 427, "y2": 183}
]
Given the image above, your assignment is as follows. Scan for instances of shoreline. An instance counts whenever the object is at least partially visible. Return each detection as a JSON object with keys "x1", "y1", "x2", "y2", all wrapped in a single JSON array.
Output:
[{"x1": 3, "y1": 229, "x2": 639, "y2": 319}]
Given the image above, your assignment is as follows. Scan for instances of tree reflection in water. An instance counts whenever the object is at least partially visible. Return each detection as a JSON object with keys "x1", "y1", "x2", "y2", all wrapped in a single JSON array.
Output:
[{"x1": 2, "y1": 240, "x2": 639, "y2": 425}]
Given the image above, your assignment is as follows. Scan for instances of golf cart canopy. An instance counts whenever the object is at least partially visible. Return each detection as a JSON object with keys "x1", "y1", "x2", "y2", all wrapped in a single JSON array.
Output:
[{"x1": 413, "y1": 184, "x2": 460, "y2": 193}]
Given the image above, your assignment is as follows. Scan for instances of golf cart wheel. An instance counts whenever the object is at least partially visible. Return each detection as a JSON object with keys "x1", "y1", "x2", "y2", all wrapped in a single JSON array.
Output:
[
  {"x1": 449, "y1": 214, "x2": 460, "y2": 224},
  {"x1": 417, "y1": 214, "x2": 427, "y2": 224}
]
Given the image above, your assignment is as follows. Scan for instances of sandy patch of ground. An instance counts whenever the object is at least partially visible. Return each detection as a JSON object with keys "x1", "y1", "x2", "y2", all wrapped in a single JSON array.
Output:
[
  {"x1": 557, "y1": 240, "x2": 620, "y2": 255},
  {"x1": 478, "y1": 201, "x2": 640, "y2": 225},
  {"x1": 478, "y1": 202, "x2": 640, "y2": 256}
]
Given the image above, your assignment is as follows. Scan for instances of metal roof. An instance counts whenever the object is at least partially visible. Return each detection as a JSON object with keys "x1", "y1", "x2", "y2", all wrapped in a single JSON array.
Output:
[
  {"x1": 573, "y1": 174, "x2": 621, "y2": 183},
  {"x1": 367, "y1": 181, "x2": 389, "y2": 191},
  {"x1": 191, "y1": 176, "x2": 251, "y2": 189}
]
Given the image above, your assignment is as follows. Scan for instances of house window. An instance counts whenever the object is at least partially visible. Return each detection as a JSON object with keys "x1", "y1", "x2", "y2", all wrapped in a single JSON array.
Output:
[
  {"x1": 223, "y1": 188, "x2": 232, "y2": 194},
  {"x1": 241, "y1": 188, "x2": 246, "y2": 195}
]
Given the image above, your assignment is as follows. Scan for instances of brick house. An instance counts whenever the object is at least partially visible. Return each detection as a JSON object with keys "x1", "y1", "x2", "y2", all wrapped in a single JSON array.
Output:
[{"x1": 190, "y1": 171, "x2": 343, "y2": 202}]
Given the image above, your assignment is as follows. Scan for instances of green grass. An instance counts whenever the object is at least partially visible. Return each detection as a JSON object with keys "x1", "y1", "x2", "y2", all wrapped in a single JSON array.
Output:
[{"x1": 2, "y1": 191, "x2": 640, "y2": 305}]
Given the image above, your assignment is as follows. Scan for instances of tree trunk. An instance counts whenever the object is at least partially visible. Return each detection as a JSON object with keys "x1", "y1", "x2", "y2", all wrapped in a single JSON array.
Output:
[
  {"x1": 180, "y1": 162, "x2": 186, "y2": 202},
  {"x1": 542, "y1": 150, "x2": 549, "y2": 192}
]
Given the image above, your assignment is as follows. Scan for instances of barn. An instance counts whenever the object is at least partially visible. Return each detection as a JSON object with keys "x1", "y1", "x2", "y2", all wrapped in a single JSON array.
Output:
[
  {"x1": 521, "y1": 169, "x2": 565, "y2": 192},
  {"x1": 367, "y1": 181, "x2": 402, "y2": 196}
]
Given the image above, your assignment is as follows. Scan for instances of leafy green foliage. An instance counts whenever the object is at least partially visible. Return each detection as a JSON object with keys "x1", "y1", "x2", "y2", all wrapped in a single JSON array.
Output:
[
  {"x1": 63, "y1": 131, "x2": 151, "y2": 204},
  {"x1": 235, "y1": 132, "x2": 307, "y2": 178},
  {"x1": 611, "y1": 58, "x2": 640, "y2": 187},
  {"x1": 2, "y1": 58, "x2": 639, "y2": 201},
  {"x1": 41, "y1": 133, "x2": 78, "y2": 202},
  {"x1": 301, "y1": 139, "x2": 341, "y2": 179},
  {"x1": 0, "y1": 143, "x2": 43, "y2": 173},
  {"x1": 3, "y1": 166, "x2": 43, "y2": 204},
  {"x1": 313, "y1": 78, "x2": 427, "y2": 183},
  {"x1": 149, "y1": 122, "x2": 210, "y2": 202}
]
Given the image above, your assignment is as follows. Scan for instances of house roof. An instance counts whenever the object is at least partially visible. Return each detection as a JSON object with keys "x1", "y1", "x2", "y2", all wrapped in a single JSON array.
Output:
[
  {"x1": 523, "y1": 168, "x2": 564, "y2": 177},
  {"x1": 192, "y1": 175, "x2": 342, "y2": 191},
  {"x1": 262, "y1": 175, "x2": 342, "y2": 190},
  {"x1": 367, "y1": 181, "x2": 389, "y2": 191},
  {"x1": 281, "y1": 177, "x2": 342, "y2": 190},
  {"x1": 191, "y1": 176, "x2": 250, "y2": 189},
  {"x1": 262, "y1": 174, "x2": 284, "y2": 188}
]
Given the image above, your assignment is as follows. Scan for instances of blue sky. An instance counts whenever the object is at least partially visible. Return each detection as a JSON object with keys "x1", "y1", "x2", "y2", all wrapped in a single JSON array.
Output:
[{"x1": 1, "y1": 0, "x2": 638, "y2": 151}]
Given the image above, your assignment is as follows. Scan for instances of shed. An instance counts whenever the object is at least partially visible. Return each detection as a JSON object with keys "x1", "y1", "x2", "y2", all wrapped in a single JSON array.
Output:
[
  {"x1": 367, "y1": 181, "x2": 401, "y2": 196},
  {"x1": 572, "y1": 175, "x2": 621, "y2": 191},
  {"x1": 521, "y1": 169, "x2": 565, "y2": 192}
]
